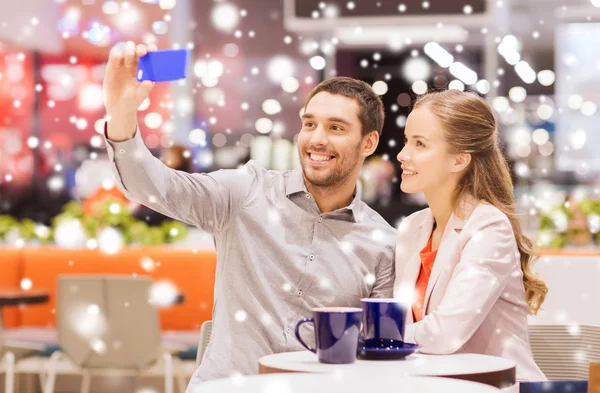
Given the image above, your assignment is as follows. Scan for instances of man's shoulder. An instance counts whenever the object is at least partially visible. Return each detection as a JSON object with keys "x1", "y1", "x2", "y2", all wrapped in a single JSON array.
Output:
[
  {"x1": 356, "y1": 202, "x2": 396, "y2": 235},
  {"x1": 240, "y1": 160, "x2": 293, "y2": 178},
  {"x1": 230, "y1": 160, "x2": 292, "y2": 186}
]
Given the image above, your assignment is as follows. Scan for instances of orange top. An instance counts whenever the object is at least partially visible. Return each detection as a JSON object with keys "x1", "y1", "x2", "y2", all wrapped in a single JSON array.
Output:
[{"x1": 412, "y1": 236, "x2": 438, "y2": 322}]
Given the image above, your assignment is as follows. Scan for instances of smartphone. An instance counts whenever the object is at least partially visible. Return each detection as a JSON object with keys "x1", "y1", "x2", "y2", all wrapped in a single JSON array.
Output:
[{"x1": 136, "y1": 48, "x2": 190, "y2": 82}]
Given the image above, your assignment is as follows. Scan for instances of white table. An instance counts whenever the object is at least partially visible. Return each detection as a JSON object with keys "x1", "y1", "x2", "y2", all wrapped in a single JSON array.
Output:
[
  {"x1": 195, "y1": 374, "x2": 501, "y2": 393},
  {"x1": 259, "y1": 351, "x2": 516, "y2": 389}
]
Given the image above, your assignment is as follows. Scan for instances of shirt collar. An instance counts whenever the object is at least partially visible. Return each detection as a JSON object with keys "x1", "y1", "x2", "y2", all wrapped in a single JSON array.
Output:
[
  {"x1": 285, "y1": 167, "x2": 363, "y2": 220},
  {"x1": 285, "y1": 167, "x2": 307, "y2": 197}
]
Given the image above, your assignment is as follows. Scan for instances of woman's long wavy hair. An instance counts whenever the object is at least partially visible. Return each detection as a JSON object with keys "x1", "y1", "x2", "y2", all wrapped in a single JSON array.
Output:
[{"x1": 413, "y1": 89, "x2": 547, "y2": 315}]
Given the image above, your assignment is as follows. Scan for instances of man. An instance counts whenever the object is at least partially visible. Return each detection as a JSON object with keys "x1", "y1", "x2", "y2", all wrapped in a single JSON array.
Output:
[{"x1": 102, "y1": 42, "x2": 396, "y2": 389}]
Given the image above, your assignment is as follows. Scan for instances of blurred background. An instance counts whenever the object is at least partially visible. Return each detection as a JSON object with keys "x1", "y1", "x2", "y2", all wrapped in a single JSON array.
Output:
[
  {"x1": 1, "y1": 1, "x2": 600, "y2": 391},
  {"x1": 1, "y1": 0, "x2": 600, "y2": 250}
]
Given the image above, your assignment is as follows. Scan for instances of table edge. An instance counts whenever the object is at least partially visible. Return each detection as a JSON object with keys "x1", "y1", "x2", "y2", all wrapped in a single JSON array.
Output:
[{"x1": 258, "y1": 356, "x2": 517, "y2": 389}]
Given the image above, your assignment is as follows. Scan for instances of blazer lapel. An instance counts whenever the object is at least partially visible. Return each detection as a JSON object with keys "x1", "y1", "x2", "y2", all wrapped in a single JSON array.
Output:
[
  {"x1": 422, "y1": 196, "x2": 478, "y2": 315},
  {"x1": 396, "y1": 209, "x2": 435, "y2": 324}
]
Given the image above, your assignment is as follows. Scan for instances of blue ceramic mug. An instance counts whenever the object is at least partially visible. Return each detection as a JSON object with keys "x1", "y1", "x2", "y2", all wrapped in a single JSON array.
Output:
[
  {"x1": 295, "y1": 307, "x2": 362, "y2": 364},
  {"x1": 360, "y1": 298, "x2": 407, "y2": 346}
]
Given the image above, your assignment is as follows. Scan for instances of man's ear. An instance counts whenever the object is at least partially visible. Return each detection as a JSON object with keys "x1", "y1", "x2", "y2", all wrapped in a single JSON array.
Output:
[{"x1": 362, "y1": 130, "x2": 379, "y2": 157}]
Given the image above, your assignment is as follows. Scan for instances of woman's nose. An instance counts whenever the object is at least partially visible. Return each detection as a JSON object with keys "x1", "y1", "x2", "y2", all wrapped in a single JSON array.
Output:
[{"x1": 397, "y1": 148, "x2": 409, "y2": 163}]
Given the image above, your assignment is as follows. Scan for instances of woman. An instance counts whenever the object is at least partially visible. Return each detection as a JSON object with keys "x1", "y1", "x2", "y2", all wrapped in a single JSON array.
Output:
[{"x1": 394, "y1": 89, "x2": 547, "y2": 381}]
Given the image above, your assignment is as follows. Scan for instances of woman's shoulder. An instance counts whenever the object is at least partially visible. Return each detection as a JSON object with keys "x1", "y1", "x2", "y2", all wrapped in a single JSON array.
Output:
[
  {"x1": 461, "y1": 203, "x2": 519, "y2": 260},
  {"x1": 396, "y1": 207, "x2": 432, "y2": 237},
  {"x1": 401, "y1": 207, "x2": 432, "y2": 226},
  {"x1": 462, "y1": 202, "x2": 514, "y2": 240},
  {"x1": 468, "y1": 202, "x2": 510, "y2": 225}
]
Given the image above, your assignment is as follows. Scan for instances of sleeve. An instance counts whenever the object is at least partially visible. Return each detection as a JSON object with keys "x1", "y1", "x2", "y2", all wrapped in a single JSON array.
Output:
[
  {"x1": 370, "y1": 233, "x2": 396, "y2": 298},
  {"x1": 104, "y1": 126, "x2": 255, "y2": 233},
  {"x1": 404, "y1": 218, "x2": 516, "y2": 354}
]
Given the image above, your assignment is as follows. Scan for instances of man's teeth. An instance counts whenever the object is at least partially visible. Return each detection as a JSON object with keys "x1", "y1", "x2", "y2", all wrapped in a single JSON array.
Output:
[
  {"x1": 404, "y1": 170, "x2": 417, "y2": 175},
  {"x1": 310, "y1": 154, "x2": 332, "y2": 161}
]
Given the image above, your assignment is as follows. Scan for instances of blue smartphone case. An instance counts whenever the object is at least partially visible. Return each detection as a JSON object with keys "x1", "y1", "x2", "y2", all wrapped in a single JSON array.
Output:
[{"x1": 136, "y1": 49, "x2": 189, "y2": 82}]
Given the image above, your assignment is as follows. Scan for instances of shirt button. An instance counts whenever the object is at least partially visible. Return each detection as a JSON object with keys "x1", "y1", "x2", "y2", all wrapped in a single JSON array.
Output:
[
  {"x1": 285, "y1": 326, "x2": 291, "y2": 334},
  {"x1": 119, "y1": 149, "x2": 125, "y2": 154},
  {"x1": 305, "y1": 194, "x2": 311, "y2": 199},
  {"x1": 297, "y1": 290, "x2": 303, "y2": 297},
  {"x1": 317, "y1": 217, "x2": 323, "y2": 223},
  {"x1": 309, "y1": 255, "x2": 314, "y2": 261}
]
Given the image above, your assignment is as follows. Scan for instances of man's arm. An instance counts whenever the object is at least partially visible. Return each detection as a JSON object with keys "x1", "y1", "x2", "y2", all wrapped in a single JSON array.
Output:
[
  {"x1": 105, "y1": 127, "x2": 255, "y2": 232},
  {"x1": 370, "y1": 235, "x2": 396, "y2": 298},
  {"x1": 103, "y1": 41, "x2": 254, "y2": 232}
]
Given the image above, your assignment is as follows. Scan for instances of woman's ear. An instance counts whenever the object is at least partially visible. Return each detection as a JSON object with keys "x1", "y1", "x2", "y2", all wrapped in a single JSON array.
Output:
[{"x1": 452, "y1": 153, "x2": 471, "y2": 173}]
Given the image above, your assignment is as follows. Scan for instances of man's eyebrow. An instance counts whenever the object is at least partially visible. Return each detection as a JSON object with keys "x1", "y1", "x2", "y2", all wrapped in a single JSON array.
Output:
[
  {"x1": 327, "y1": 117, "x2": 352, "y2": 126},
  {"x1": 301, "y1": 114, "x2": 351, "y2": 126}
]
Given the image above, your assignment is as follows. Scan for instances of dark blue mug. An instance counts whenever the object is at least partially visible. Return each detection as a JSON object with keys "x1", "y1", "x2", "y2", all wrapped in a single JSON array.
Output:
[
  {"x1": 295, "y1": 307, "x2": 362, "y2": 364},
  {"x1": 360, "y1": 298, "x2": 407, "y2": 345}
]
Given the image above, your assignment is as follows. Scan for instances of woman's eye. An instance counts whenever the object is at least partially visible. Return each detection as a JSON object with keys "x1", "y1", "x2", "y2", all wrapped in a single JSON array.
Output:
[{"x1": 417, "y1": 140, "x2": 425, "y2": 147}]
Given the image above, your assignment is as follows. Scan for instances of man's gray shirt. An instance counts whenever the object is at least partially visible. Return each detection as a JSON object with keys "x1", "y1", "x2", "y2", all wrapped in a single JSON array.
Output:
[{"x1": 104, "y1": 129, "x2": 396, "y2": 386}]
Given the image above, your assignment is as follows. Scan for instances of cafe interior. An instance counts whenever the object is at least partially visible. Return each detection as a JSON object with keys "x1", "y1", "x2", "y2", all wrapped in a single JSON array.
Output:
[{"x1": 1, "y1": 0, "x2": 600, "y2": 392}]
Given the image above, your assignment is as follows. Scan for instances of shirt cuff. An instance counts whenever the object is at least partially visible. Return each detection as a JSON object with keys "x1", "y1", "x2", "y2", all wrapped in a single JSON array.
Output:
[{"x1": 103, "y1": 122, "x2": 145, "y2": 159}]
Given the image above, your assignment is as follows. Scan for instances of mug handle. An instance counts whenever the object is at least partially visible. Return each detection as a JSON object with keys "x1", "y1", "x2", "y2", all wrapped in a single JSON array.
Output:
[{"x1": 294, "y1": 318, "x2": 317, "y2": 354}]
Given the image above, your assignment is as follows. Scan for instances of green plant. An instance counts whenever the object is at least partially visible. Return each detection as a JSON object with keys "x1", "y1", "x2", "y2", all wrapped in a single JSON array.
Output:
[
  {"x1": 2, "y1": 198, "x2": 189, "y2": 246},
  {"x1": 578, "y1": 199, "x2": 600, "y2": 216},
  {"x1": 536, "y1": 198, "x2": 600, "y2": 249},
  {"x1": 161, "y1": 221, "x2": 188, "y2": 244},
  {"x1": 0, "y1": 215, "x2": 19, "y2": 239},
  {"x1": 19, "y1": 219, "x2": 37, "y2": 241}
]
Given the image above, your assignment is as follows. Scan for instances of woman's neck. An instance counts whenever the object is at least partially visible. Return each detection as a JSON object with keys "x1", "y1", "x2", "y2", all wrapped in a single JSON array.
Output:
[{"x1": 424, "y1": 184, "x2": 456, "y2": 236}]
